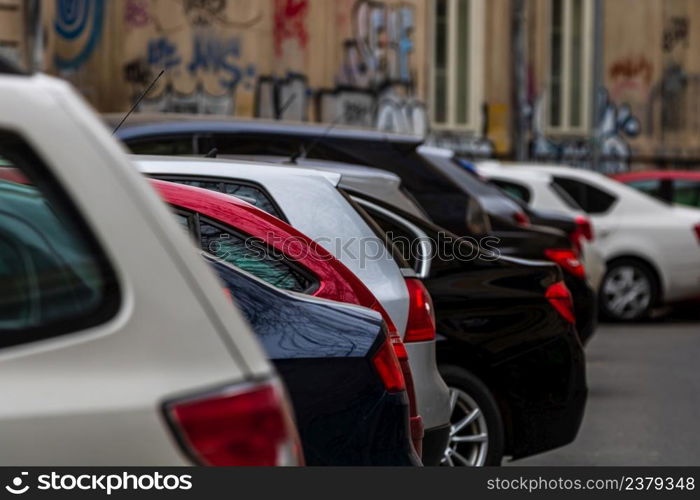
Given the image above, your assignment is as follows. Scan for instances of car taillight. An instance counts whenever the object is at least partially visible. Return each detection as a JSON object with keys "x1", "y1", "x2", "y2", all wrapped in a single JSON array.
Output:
[
  {"x1": 576, "y1": 216, "x2": 594, "y2": 241},
  {"x1": 513, "y1": 211, "x2": 531, "y2": 227},
  {"x1": 372, "y1": 336, "x2": 406, "y2": 393},
  {"x1": 165, "y1": 380, "x2": 303, "y2": 466},
  {"x1": 546, "y1": 281, "x2": 576, "y2": 324},
  {"x1": 694, "y1": 224, "x2": 700, "y2": 244},
  {"x1": 404, "y1": 279, "x2": 437, "y2": 343},
  {"x1": 545, "y1": 248, "x2": 586, "y2": 280},
  {"x1": 570, "y1": 216, "x2": 594, "y2": 253}
]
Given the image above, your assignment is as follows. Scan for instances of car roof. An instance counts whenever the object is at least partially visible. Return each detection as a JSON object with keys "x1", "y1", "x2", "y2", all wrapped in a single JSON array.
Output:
[
  {"x1": 106, "y1": 112, "x2": 423, "y2": 144},
  {"x1": 613, "y1": 170, "x2": 700, "y2": 182},
  {"x1": 133, "y1": 154, "x2": 342, "y2": 187},
  {"x1": 476, "y1": 162, "x2": 555, "y2": 182}
]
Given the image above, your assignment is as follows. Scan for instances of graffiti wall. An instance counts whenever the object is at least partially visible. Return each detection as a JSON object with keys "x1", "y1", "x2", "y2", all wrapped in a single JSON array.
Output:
[{"x1": 94, "y1": 0, "x2": 429, "y2": 135}]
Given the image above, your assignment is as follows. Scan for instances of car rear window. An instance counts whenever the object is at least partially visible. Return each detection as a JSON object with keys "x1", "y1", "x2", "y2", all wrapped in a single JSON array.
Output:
[
  {"x1": 0, "y1": 131, "x2": 119, "y2": 347},
  {"x1": 552, "y1": 176, "x2": 617, "y2": 214}
]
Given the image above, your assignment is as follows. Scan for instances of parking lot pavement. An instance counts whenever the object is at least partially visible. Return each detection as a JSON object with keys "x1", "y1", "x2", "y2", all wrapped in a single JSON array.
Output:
[{"x1": 509, "y1": 310, "x2": 700, "y2": 466}]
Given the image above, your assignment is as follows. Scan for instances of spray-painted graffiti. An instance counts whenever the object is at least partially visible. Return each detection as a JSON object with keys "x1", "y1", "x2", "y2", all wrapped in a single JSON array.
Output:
[
  {"x1": 609, "y1": 56, "x2": 653, "y2": 100},
  {"x1": 54, "y1": 0, "x2": 105, "y2": 70},
  {"x1": 337, "y1": 0, "x2": 415, "y2": 88},
  {"x1": 124, "y1": 0, "x2": 262, "y2": 114},
  {"x1": 182, "y1": 0, "x2": 263, "y2": 28},
  {"x1": 125, "y1": 0, "x2": 151, "y2": 28},
  {"x1": 531, "y1": 89, "x2": 641, "y2": 174},
  {"x1": 136, "y1": 34, "x2": 256, "y2": 114},
  {"x1": 663, "y1": 16, "x2": 690, "y2": 53},
  {"x1": 647, "y1": 64, "x2": 700, "y2": 136},
  {"x1": 273, "y1": 0, "x2": 309, "y2": 58},
  {"x1": 256, "y1": 73, "x2": 310, "y2": 122}
]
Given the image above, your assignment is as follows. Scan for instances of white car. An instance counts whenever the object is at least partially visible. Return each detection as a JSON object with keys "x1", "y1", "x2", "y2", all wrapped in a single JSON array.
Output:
[
  {"x1": 133, "y1": 156, "x2": 453, "y2": 466},
  {"x1": 0, "y1": 67, "x2": 299, "y2": 465},
  {"x1": 478, "y1": 162, "x2": 700, "y2": 321},
  {"x1": 476, "y1": 162, "x2": 606, "y2": 291}
]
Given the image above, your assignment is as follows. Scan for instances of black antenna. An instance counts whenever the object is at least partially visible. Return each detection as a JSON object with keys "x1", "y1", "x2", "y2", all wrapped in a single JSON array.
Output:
[
  {"x1": 112, "y1": 69, "x2": 165, "y2": 135},
  {"x1": 205, "y1": 148, "x2": 219, "y2": 158},
  {"x1": 289, "y1": 112, "x2": 345, "y2": 164}
]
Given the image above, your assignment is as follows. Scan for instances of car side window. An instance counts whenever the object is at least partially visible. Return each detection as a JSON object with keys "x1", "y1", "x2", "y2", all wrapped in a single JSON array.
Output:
[
  {"x1": 185, "y1": 213, "x2": 312, "y2": 293},
  {"x1": 628, "y1": 179, "x2": 662, "y2": 199},
  {"x1": 491, "y1": 180, "x2": 532, "y2": 203},
  {"x1": 128, "y1": 136, "x2": 196, "y2": 156},
  {"x1": 673, "y1": 180, "x2": 700, "y2": 208},
  {"x1": 0, "y1": 132, "x2": 119, "y2": 346},
  {"x1": 368, "y1": 211, "x2": 420, "y2": 272},
  {"x1": 552, "y1": 177, "x2": 617, "y2": 214},
  {"x1": 163, "y1": 177, "x2": 284, "y2": 220}
]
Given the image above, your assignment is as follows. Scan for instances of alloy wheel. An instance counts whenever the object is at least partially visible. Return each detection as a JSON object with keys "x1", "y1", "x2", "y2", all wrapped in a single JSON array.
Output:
[
  {"x1": 442, "y1": 387, "x2": 489, "y2": 466},
  {"x1": 602, "y1": 265, "x2": 652, "y2": 320}
]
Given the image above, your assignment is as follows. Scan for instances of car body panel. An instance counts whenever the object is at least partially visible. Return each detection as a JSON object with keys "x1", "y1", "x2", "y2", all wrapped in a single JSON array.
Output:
[
  {"x1": 0, "y1": 75, "x2": 274, "y2": 465},
  {"x1": 206, "y1": 257, "x2": 419, "y2": 466},
  {"x1": 353, "y1": 196, "x2": 587, "y2": 459},
  {"x1": 136, "y1": 158, "x2": 450, "y2": 446},
  {"x1": 485, "y1": 164, "x2": 700, "y2": 304}
]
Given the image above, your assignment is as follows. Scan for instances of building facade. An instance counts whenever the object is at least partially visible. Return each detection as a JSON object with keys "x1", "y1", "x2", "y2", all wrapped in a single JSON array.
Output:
[{"x1": 4, "y1": 0, "x2": 700, "y2": 172}]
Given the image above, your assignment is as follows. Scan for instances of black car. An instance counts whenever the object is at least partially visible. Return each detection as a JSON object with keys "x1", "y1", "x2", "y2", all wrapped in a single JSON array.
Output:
[
  {"x1": 205, "y1": 255, "x2": 421, "y2": 466},
  {"x1": 348, "y1": 195, "x2": 587, "y2": 466},
  {"x1": 109, "y1": 115, "x2": 596, "y2": 343}
]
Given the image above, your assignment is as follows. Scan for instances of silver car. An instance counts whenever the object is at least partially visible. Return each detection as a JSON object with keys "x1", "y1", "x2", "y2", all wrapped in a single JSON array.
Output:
[{"x1": 134, "y1": 156, "x2": 452, "y2": 466}]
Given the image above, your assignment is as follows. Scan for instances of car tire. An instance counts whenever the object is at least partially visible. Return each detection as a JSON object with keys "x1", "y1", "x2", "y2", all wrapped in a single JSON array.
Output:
[
  {"x1": 599, "y1": 259, "x2": 658, "y2": 322},
  {"x1": 438, "y1": 365, "x2": 505, "y2": 466}
]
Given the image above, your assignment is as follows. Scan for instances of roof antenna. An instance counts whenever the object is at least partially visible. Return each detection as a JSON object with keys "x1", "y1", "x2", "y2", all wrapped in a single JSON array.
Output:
[
  {"x1": 205, "y1": 148, "x2": 219, "y2": 158},
  {"x1": 112, "y1": 69, "x2": 165, "y2": 135},
  {"x1": 289, "y1": 112, "x2": 345, "y2": 165}
]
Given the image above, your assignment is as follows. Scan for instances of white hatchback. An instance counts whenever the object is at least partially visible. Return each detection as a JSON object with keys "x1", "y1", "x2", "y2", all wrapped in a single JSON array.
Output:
[
  {"x1": 0, "y1": 69, "x2": 299, "y2": 465},
  {"x1": 478, "y1": 163, "x2": 700, "y2": 321}
]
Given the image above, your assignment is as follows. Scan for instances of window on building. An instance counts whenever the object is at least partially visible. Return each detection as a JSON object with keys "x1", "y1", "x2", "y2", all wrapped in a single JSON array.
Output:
[
  {"x1": 548, "y1": 0, "x2": 593, "y2": 134},
  {"x1": 431, "y1": 0, "x2": 485, "y2": 131}
]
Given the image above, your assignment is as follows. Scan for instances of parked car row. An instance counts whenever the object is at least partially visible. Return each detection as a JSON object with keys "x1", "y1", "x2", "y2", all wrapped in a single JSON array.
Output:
[
  {"x1": 0, "y1": 63, "x2": 590, "y2": 467},
  {"x1": 477, "y1": 162, "x2": 700, "y2": 321}
]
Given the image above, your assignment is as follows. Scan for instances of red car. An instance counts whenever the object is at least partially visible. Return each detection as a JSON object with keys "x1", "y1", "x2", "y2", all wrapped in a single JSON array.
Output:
[
  {"x1": 613, "y1": 170, "x2": 700, "y2": 208},
  {"x1": 150, "y1": 179, "x2": 427, "y2": 456}
]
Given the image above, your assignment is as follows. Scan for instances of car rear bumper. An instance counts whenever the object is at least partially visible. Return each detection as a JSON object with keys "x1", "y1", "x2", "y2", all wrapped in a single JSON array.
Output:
[
  {"x1": 499, "y1": 330, "x2": 587, "y2": 460},
  {"x1": 422, "y1": 423, "x2": 451, "y2": 466},
  {"x1": 565, "y1": 274, "x2": 598, "y2": 345}
]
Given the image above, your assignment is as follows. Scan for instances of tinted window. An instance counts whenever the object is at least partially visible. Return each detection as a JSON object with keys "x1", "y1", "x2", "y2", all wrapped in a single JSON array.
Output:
[
  {"x1": 491, "y1": 180, "x2": 532, "y2": 203},
  {"x1": 161, "y1": 177, "x2": 284, "y2": 220},
  {"x1": 129, "y1": 136, "x2": 196, "y2": 156},
  {"x1": 673, "y1": 180, "x2": 700, "y2": 208},
  {"x1": 369, "y1": 211, "x2": 420, "y2": 272},
  {"x1": 187, "y1": 215, "x2": 312, "y2": 293},
  {"x1": 0, "y1": 132, "x2": 118, "y2": 346},
  {"x1": 552, "y1": 176, "x2": 617, "y2": 214},
  {"x1": 628, "y1": 179, "x2": 662, "y2": 199}
]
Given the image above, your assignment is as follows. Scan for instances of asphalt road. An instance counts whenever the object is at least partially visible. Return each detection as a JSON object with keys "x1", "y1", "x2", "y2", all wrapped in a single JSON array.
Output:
[{"x1": 511, "y1": 310, "x2": 700, "y2": 466}]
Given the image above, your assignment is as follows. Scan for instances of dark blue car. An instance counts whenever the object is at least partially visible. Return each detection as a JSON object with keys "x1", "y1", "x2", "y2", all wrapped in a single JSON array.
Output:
[{"x1": 204, "y1": 255, "x2": 420, "y2": 466}]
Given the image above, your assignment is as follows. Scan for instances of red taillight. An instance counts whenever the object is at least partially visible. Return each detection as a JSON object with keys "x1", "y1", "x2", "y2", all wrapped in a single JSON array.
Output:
[
  {"x1": 513, "y1": 211, "x2": 531, "y2": 227},
  {"x1": 546, "y1": 281, "x2": 576, "y2": 324},
  {"x1": 576, "y1": 216, "x2": 594, "y2": 241},
  {"x1": 545, "y1": 248, "x2": 586, "y2": 280},
  {"x1": 571, "y1": 216, "x2": 594, "y2": 253},
  {"x1": 166, "y1": 381, "x2": 303, "y2": 466},
  {"x1": 372, "y1": 337, "x2": 406, "y2": 393},
  {"x1": 694, "y1": 224, "x2": 700, "y2": 244},
  {"x1": 404, "y1": 279, "x2": 437, "y2": 343}
]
